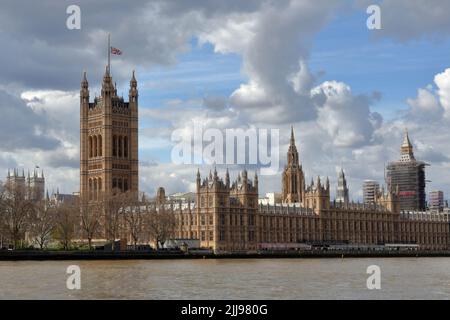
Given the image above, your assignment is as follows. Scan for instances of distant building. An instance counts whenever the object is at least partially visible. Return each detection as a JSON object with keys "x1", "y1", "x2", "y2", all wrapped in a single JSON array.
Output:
[
  {"x1": 5, "y1": 168, "x2": 45, "y2": 201},
  {"x1": 386, "y1": 129, "x2": 427, "y2": 211},
  {"x1": 167, "y1": 191, "x2": 196, "y2": 203},
  {"x1": 429, "y1": 190, "x2": 444, "y2": 212},
  {"x1": 363, "y1": 180, "x2": 379, "y2": 205},
  {"x1": 336, "y1": 168, "x2": 349, "y2": 204},
  {"x1": 258, "y1": 192, "x2": 282, "y2": 205},
  {"x1": 49, "y1": 189, "x2": 78, "y2": 205}
]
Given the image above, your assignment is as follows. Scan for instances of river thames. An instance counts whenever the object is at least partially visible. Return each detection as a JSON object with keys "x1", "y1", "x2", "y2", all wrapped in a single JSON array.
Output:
[{"x1": 0, "y1": 258, "x2": 449, "y2": 299}]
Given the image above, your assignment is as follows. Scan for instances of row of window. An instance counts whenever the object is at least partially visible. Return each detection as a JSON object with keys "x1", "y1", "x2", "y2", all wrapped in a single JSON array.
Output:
[
  {"x1": 200, "y1": 231, "x2": 214, "y2": 242},
  {"x1": 88, "y1": 177, "x2": 102, "y2": 200},
  {"x1": 88, "y1": 135, "x2": 102, "y2": 158},
  {"x1": 199, "y1": 195, "x2": 257, "y2": 208},
  {"x1": 88, "y1": 177, "x2": 129, "y2": 199},
  {"x1": 88, "y1": 135, "x2": 130, "y2": 158},
  {"x1": 112, "y1": 135, "x2": 129, "y2": 158},
  {"x1": 219, "y1": 214, "x2": 255, "y2": 226},
  {"x1": 113, "y1": 177, "x2": 129, "y2": 192},
  {"x1": 218, "y1": 230, "x2": 255, "y2": 242}
]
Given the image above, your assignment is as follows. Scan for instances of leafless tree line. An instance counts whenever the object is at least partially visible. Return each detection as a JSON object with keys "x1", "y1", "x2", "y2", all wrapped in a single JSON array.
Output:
[{"x1": 0, "y1": 183, "x2": 176, "y2": 250}]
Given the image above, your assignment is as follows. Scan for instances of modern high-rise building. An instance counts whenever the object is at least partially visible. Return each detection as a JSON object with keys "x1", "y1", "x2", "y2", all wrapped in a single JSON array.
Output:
[
  {"x1": 385, "y1": 129, "x2": 427, "y2": 211},
  {"x1": 363, "y1": 180, "x2": 379, "y2": 205},
  {"x1": 429, "y1": 190, "x2": 444, "y2": 212},
  {"x1": 336, "y1": 168, "x2": 349, "y2": 204},
  {"x1": 80, "y1": 67, "x2": 139, "y2": 201}
]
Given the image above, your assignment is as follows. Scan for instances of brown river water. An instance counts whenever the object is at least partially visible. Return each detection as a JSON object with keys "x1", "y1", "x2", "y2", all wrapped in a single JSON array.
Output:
[{"x1": 0, "y1": 258, "x2": 449, "y2": 299}]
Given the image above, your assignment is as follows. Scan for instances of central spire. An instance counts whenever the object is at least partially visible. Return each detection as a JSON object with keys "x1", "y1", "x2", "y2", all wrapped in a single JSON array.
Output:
[
  {"x1": 290, "y1": 125, "x2": 295, "y2": 144},
  {"x1": 287, "y1": 125, "x2": 299, "y2": 165}
]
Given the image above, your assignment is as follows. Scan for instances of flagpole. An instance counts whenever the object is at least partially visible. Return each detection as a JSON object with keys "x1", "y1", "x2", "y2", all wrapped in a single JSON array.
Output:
[{"x1": 108, "y1": 33, "x2": 111, "y2": 75}]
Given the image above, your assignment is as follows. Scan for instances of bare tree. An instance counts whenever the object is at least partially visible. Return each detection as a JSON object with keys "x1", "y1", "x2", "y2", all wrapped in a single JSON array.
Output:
[
  {"x1": 0, "y1": 183, "x2": 34, "y2": 249},
  {"x1": 54, "y1": 201, "x2": 78, "y2": 250},
  {"x1": 123, "y1": 193, "x2": 144, "y2": 249},
  {"x1": 79, "y1": 195, "x2": 101, "y2": 250},
  {"x1": 103, "y1": 191, "x2": 130, "y2": 251},
  {"x1": 145, "y1": 203, "x2": 176, "y2": 249},
  {"x1": 31, "y1": 201, "x2": 56, "y2": 249}
]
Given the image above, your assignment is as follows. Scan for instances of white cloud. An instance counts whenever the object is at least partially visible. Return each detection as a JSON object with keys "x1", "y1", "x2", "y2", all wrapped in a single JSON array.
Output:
[
  {"x1": 313, "y1": 81, "x2": 382, "y2": 148},
  {"x1": 434, "y1": 68, "x2": 450, "y2": 117}
]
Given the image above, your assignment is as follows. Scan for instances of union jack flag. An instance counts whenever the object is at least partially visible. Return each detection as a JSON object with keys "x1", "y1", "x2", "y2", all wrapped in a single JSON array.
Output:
[{"x1": 111, "y1": 47, "x2": 122, "y2": 55}]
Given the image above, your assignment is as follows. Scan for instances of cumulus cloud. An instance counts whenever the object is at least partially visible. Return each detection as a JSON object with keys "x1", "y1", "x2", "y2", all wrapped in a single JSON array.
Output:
[
  {"x1": 312, "y1": 81, "x2": 382, "y2": 148},
  {"x1": 0, "y1": 89, "x2": 59, "y2": 150},
  {"x1": 406, "y1": 68, "x2": 450, "y2": 121}
]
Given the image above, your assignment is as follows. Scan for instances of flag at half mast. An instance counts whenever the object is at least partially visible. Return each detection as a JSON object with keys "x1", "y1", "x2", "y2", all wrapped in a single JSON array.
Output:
[{"x1": 107, "y1": 34, "x2": 122, "y2": 74}]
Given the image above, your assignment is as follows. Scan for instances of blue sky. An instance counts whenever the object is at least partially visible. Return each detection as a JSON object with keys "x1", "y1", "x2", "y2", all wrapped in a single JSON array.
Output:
[{"x1": 310, "y1": 10, "x2": 450, "y2": 119}]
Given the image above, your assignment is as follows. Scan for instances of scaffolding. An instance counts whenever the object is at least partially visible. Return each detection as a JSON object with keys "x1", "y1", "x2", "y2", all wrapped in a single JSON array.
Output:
[{"x1": 386, "y1": 160, "x2": 427, "y2": 211}]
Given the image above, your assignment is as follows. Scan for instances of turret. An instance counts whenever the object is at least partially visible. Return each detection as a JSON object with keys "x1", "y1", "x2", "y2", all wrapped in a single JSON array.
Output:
[
  {"x1": 129, "y1": 70, "x2": 138, "y2": 103},
  {"x1": 80, "y1": 71, "x2": 89, "y2": 101},
  {"x1": 225, "y1": 168, "x2": 230, "y2": 188},
  {"x1": 101, "y1": 65, "x2": 114, "y2": 97},
  {"x1": 196, "y1": 168, "x2": 201, "y2": 191}
]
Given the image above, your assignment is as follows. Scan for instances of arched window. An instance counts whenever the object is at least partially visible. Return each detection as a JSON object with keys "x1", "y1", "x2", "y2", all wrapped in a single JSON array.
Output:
[
  {"x1": 98, "y1": 135, "x2": 102, "y2": 157},
  {"x1": 124, "y1": 136, "x2": 128, "y2": 158},
  {"x1": 118, "y1": 178, "x2": 123, "y2": 191},
  {"x1": 112, "y1": 178, "x2": 117, "y2": 190},
  {"x1": 113, "y1": 135, "x2": 117, "y2": 157},
  {"x1": 93, "y1": 136, "x2": 97, "y2": 157},
  {"x1": 118, "y1": 136, "x2": 123, "y2": 157},
  {"x1": 89, "y1": 137, "x2": 93, "y2": 158},
  {"x1": 124, "y1": 179, "x2": 128, "y2": 192},
  {"x1": 93, "y1": 178, "x2": 97, "y2": 200},
  {"x1": 89, "y1": 179, "x2": 93, "y2": 200}
]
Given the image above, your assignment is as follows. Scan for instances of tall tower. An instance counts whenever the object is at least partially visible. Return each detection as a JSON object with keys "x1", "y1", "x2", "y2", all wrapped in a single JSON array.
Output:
[
  {"x1": 80, "y1": 68, "x2": 139, "y2": 201},
  {"x1": 282, "y1": 126, "x2": 305, "y2": 204},
  {"x1": 386, "y1": 129, "x2": 426, "y2": 211},
  {"x1": 27, "y1": 169, "x2": 45, "y2": 201},
  {"x1": 336, "y1": 168, "x2": 349, "y2": 204}
]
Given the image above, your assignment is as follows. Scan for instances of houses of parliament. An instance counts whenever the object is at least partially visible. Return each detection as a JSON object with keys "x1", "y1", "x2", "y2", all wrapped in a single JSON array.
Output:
[{"x1": 79, "y1": 67, "x2": 450, "y2": 253}]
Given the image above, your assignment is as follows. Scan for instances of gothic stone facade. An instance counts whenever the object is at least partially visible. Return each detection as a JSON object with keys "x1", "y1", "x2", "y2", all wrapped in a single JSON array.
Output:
[
  {"x1": 172, "y1": 128, "x2": 449, "y2": 252},
  {"x1": 80, "y1": 68, "x2": 139, "y2": 201}
]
